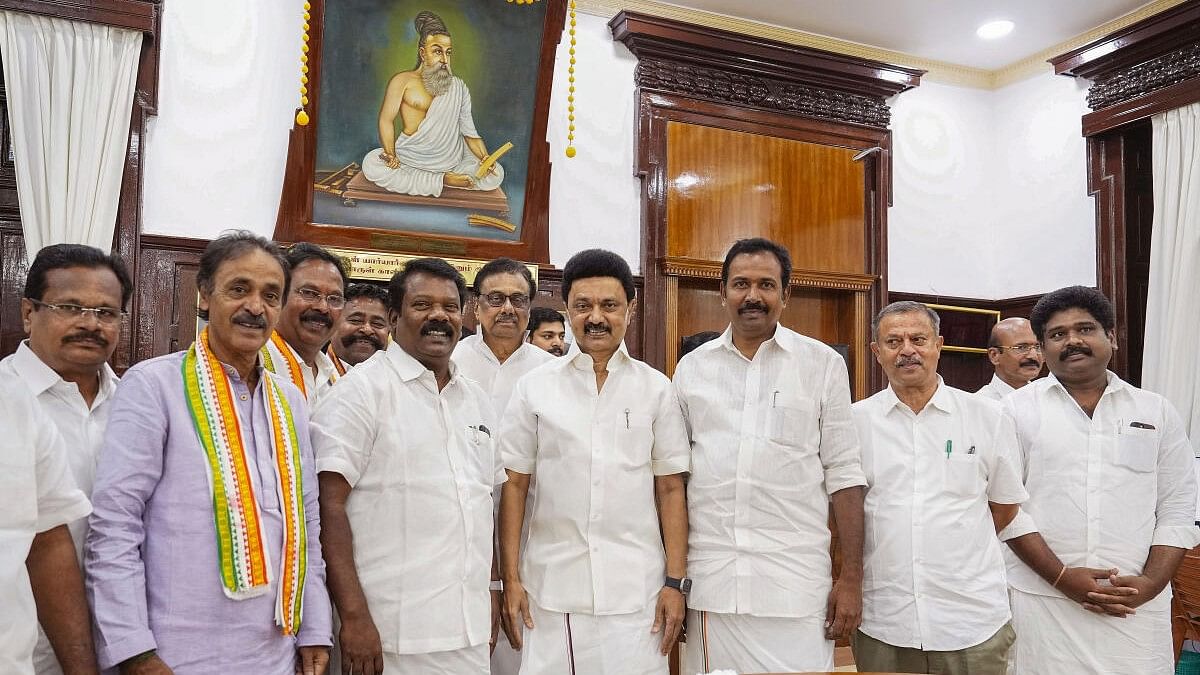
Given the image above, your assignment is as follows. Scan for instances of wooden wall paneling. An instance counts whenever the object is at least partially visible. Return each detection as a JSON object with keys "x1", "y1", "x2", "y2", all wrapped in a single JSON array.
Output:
[
  {"x1": 134, "y1": 235, "x2": 204, "y2": 362},
  {"x1": 1, "y1": 222, "x2": 27, "y2": 356},
  {"x1": 1087, "y1": 130, "x2": 1134, "y2": 379}
]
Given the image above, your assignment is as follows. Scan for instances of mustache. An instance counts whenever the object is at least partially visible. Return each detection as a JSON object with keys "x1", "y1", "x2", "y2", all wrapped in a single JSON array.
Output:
[
  {"x1": 63, "y1": 330, "x2": 109, "y2": 348},
  {"x1": 583, "y1": 322, "x2": 611, "y2": 335},
  {"x1": 420, "y1": 319, "x2": 455, "y2": 337},
  {"x1": 342, "y1": 333, "x2": 383, "y2": 350},
  {"x1": 300, "y1": 309, "x2": 333, "y2": 328},
  {"x1": 1019, "y1": 358, "x2": 1042, "y2": 369},
  {"x1": 739, "y1": 300, "x2": 769, "y2": 314},
  {"x1": 231, "y1": 312, "x2": 268, "y2": 329},
  {"x1": 1060, "y1": 345, "x2": 1092, "y2": 361},
  {"x1": 548, "y1": 345, "x2": 564, "y2": 356},
  {"x1": 494, "y1": 311, "x2": 519, "y2": 323},
  {"x1": 895, "y1": 356, "x2": 923, "y2": 368}
]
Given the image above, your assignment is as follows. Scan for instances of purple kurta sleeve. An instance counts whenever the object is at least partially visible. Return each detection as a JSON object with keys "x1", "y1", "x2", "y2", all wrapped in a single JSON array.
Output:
[
  {"x1": 290, "y1": 389, "x2": 333, "y2": 648},
  {"x1": 84, "y1": 364, "x2": 165, "y2": 668}
]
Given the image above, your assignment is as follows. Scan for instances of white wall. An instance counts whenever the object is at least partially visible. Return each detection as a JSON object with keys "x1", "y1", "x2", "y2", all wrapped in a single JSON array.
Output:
[{"x1": 140, "y1": 6, "x2": 1095, "y2": 297}]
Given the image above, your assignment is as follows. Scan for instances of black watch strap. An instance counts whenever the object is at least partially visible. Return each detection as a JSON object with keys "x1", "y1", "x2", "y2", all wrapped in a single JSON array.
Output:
[{"x1": 664, "y1": 575, "x2": 692, "y2": 595}]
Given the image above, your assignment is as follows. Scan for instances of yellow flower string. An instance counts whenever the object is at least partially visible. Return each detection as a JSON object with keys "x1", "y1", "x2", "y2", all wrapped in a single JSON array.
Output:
[
  {"x1": 296, "y1": 1, "x2": 312, "y2": 126},
  {"x1": 565, "y1": 0, "x2": 577, "y2": 158}
]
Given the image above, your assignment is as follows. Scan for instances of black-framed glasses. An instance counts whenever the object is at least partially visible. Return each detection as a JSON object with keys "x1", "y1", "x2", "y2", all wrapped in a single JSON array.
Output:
[
  {"x1": 994, "y1": 343, "x2": 1042, "y2": 355},
  {"x1": 483, "y1": 291, "x2": 530, "y2": 309},
  {"x1": 29, "y1": 299, "x2": 124, "y2": 325},
  {"x1": 295, "y1": 287, "x2": 346, "y2": 309}
]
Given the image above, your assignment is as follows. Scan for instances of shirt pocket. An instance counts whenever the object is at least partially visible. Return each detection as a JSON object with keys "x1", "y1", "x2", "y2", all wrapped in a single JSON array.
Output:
[
  {"x1": 614, "y1": 412, "x2": 654, "y2": 470},
  {"x1": 767, "y1": 393, "x2": 817, "y2": 446},
  {"x1": 0, "y1": 442, "x2": 36, "y2": 530},
  {"x1": 943, "y1": 454, "x2": 982, "y2": 497},
  {"x1": 1115, "y1": 425, "x2": 1158, "y2": 473}
]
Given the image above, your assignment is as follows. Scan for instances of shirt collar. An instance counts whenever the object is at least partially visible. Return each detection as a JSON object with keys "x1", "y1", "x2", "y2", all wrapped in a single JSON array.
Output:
[
  {"x1": 1045, "y1": 369, "x2": 1128, "y2": 398},
  {"x1": 566, "y1": 340, "x2": 632, "y2": 372},
  {"x1": 717, "y1": 323, "x2": 795, "y2": 358},
  {"x1": 988, "y1": 373, "x2": 1017, "y2": 395},
  {"x1": 385, "y1": 340, "x2": 460, "y2": 384},
  {"x1": 882, "y1": 376, "x2": 953, "y2": 415},
  {"x1": 12, "y1": 340, "x2": 119, "y2": 403}
]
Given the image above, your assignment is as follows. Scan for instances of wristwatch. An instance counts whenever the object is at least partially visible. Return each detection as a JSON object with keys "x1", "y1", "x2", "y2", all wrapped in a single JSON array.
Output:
[
  {"x1": 664, "y1": 576, "x2": 692, "y2": 595},
  {"x1": 490, "y1": 579, "x2": 504, "y2": 592}
]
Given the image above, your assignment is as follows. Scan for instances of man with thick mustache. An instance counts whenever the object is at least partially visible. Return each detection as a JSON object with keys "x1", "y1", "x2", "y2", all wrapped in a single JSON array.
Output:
[
  {"x1": 313, "y1": 258, "x2": 502, "y2": 675},
  {"x1": 327, "y1": 283, "x2": 390, "y2": 371},
  {"x1": 451, "y1": 257, "x2": 552, "y2": 675},
  {"x1": 672, "y1": 238, "x2": 866, "y2": 673},
  {"x1": 263, "y1": 243, "x2": 348, "y2": 404},
  {"x1": 976, "y1": 317, "x2": 1044, "y2": 400},
  {"x1": 526, "y1": 306, "x2": 567, "y2": 357},
  {"x1": 499, "y1": 249, "x2": 690, "y2": 674},
  {"x1": 849, "y1": 302, "x2": 1025, "y2": 675},
  {"x1": 361, "y1": 11, "x2": 503, "y2": 196},
  {"x1": 3, "y1": 244, "x2": 131, "y2": 673},
  {"x1": 86, "y1": 231, "x2": 332, "y2": 674},
  {"x1": 999, "y1": 286, "x2": 1199, "y2": 674}
]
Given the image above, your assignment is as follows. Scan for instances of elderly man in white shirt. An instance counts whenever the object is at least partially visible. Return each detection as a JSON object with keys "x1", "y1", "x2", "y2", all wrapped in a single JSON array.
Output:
[
  {"x1": 0, "y1": 380, "x2": 95, "y2": 674},
  {"x1": 1000, "y1": 286, "x2": 1200, "y2": 674},
  {"x1": 263, "y1": 242, "x2": 348, "y2": 403},
  {"x1": 499, "y1": 249, "x2": 690, "y2": 675},
  {"x1": 2, "y1": 244, "x2": 129, "y2": 675},
  {"x1": 313, "y1": 258, "x2": 502, "y2": 675},
  {"x1": 452, "y1": 257, "x2": 553, "y2": 675},
  {"x1": 851, "y1": 301, "x2": 1026, "y2": 674},
  {"x1": 672, "y1": 237, "x2": 866, "y2": 674},
  {"x1": 976, "y1": 318, "x2": 1044, "y2": 401}
]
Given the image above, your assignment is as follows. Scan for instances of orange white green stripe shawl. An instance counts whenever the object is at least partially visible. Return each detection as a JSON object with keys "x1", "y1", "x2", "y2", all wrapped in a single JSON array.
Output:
[
  {"x1": 261, "y1": 331, "x2": 310, "y2": 399},
  {"x1": 183, "y1": 327, "x2": 307, "y2": 635}
]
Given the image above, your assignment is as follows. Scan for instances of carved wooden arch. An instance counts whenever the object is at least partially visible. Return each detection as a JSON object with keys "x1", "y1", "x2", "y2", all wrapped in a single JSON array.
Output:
[{"x1": 0, "y1": 0, "x2": 161, "y2": 370}]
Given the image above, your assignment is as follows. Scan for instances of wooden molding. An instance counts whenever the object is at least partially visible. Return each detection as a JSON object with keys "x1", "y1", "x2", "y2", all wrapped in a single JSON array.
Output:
[
  {"x1": 662, "y1": 256, "x2": 876, "y2": 292},
  {"x1": 0, "y1": 0, "x2": 157, "y2": 32},
  {"x1": 1085, "y1": 42, "x2": 1200, "y2": 110},
  {"x1": 610, "y1": 11, "x2": 921, "y2": 129},
  {"x1": 1083, "y1": 75, "x2": 1200, "y2": 135},
  {"x1": 1050, "y1": 1, "x2": 1200, "y2": 80}
]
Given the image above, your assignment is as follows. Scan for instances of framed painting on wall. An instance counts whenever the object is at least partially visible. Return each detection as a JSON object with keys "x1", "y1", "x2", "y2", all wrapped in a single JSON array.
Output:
[{"x1": 275, "y1": 0, "x2": 565, "y2": 264}]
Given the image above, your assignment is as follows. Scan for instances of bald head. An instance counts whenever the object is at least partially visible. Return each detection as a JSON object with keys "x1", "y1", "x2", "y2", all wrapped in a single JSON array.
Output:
[{"x1": 987, "y1": 317, "x2": 1044, "y2": 388}]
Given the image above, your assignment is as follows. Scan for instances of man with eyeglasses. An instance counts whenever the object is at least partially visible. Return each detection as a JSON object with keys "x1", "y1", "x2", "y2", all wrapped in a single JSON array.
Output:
[
  {"x1": 976, "y1": 318, "x2": 1044, "y2": 401},
  {"x1": 327, "y1": 283, "x2": 390, "y2": 371},
  {"x1": 999, "y1": 286, "x2": 1199, "y2": 674},
  {"x1": 263, "y1": 242, "x2": 350, "y2": 403},
  {"x1": 450, "y1": 257, "x2": 553, "y2": 675},
  {"x1": 1, "y1": 244, "x2": 124, "y2": 673}
]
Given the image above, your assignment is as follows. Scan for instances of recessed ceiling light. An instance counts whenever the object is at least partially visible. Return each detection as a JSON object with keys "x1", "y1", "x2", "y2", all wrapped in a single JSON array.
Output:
[{"x1": 977, "y1": 20, "x2": 1014, "y2": 40}]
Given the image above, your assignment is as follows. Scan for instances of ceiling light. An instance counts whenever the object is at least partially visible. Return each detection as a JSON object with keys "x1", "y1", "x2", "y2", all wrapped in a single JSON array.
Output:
[{"x1": 976, "y1": 20, "x2": 1014, "y2": 40}]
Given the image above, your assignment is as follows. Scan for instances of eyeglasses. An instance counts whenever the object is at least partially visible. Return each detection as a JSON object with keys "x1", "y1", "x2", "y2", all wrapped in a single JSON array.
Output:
[
  {"x1": 295, "y1": 287, "x2": 346, "y2": 309},
  {"x1": 29, "y1": 299, "x2": 124, "y2": 325},
  {"x1": 483, "y1": 291, "x2": 530, "y2": 309},
  {"x1": 994, "y1": 343, "x2": 1042, "y2": 355}
]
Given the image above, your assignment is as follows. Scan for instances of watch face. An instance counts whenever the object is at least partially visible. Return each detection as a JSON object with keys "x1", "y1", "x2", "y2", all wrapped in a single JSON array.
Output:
[{"x1": 681, "y1": 578, "x2": 692, "y2": 594}]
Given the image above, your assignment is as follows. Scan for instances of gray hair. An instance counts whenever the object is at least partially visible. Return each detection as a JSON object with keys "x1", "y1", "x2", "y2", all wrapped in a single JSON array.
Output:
[{"x1": 871, "y1": 301, "x2": 941, "y2": 341}]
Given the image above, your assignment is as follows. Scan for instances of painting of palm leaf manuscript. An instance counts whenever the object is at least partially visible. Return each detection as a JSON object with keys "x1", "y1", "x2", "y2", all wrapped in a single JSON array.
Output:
[{"x1": 312, "y1": 0, "x2": 551, "y2": 242}]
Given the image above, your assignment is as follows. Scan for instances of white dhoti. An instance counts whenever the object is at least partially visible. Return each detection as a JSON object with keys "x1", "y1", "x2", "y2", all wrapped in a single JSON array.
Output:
[
  {"x1": 1009, "y1": 589, "x2": 1172, "y2": 675},
  {"x1": 491, "y1": 633, "x2": 522, "y2": 675},
  {"x1": 519, "y1": 597, "x2": 668, "y2": 675},
  {"x1": 379, "y1": 643, "x2": 488, "y2": 674},
  {"x1": 361, "y1": 76, "x2": 504, "y2": 197},
  {"x1": 680, "y1": 609, "x2": 833, "y2": 674}
]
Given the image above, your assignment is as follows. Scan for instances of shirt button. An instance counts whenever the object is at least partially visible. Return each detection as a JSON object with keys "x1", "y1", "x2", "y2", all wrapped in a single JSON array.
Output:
[{"x1": 240, "y1": 394, "x2": 248, "y2": 401}]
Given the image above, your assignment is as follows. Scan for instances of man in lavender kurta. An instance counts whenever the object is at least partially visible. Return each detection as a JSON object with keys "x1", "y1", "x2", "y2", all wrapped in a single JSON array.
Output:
[{"x1": 85, "y1": 231, "x2": 332, "y2": 674}]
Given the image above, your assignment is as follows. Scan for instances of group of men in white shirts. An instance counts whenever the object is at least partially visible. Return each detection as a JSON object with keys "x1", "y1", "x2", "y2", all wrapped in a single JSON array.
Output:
[{"x1": 5, "y1": 231, "x2": 1196, "y2": 675}]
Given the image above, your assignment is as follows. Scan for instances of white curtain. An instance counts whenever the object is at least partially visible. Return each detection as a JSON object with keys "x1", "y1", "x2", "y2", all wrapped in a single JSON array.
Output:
[
  {"x1": 1143, "y1": 101, "x2": 1200, "y2": 452},
  {"x1": 0, "y1": 11, "x2": 142, "y2": 262}
]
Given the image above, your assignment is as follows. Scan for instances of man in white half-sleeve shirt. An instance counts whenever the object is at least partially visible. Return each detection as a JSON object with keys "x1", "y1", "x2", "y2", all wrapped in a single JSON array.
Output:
[
  {"x1": 499, "y1": 249, "x2": 690, "y2": 675},
  {"x1": 1001, "y1": 286, "x2": 1200, "y2": 674},
  {"x1": 976, "y1": 318, "x2": 1044, "y2": 401},
  {"x1": 1, "y1": 244, "x2": 129, "y2": 674},
  {"x1": 314, "y1": 258, "x2": 502, "y2": 675},
  {"x1": 851, "y1": 301, "x2": 1025, "y2": 674},
  {"x1": 672, "y1": 237, "x2": 866, "y2": 674},
  {"x1": 451, "y1": 257, "x2": 552, "y2": 675},
  {"x1": 1, "y1": 381, "x2": 95, "y2": 674}
]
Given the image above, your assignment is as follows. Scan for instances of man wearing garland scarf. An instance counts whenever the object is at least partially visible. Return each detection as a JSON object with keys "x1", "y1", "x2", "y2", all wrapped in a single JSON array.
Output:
[
  {"x1": 86, "y1": 231, "x2": 332, "y2": 674},
  {"x1": 261, "y1": 243, "x2": 348, "y2": 405}
]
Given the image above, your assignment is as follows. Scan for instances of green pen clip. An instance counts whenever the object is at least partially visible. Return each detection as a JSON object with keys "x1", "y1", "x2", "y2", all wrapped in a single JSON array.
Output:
[{"x1": 945, "y1": 439, "x2": 952, "y2": 459}]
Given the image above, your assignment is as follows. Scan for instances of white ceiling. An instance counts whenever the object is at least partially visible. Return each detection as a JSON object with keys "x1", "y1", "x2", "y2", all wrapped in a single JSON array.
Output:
[{"x1": 660, "y1": 0, "x2": 1156, "y2": 70}]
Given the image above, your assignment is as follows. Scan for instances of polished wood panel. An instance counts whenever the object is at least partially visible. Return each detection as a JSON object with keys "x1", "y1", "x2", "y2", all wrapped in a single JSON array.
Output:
[
  {"x1": 1082, "y1": 76, "x2": 1200, "y2": 137},
  {"x1": 1050, "y1": 2, "x2": 1200, "y2": 79},
  {"x1": 1, "y1": 222, "x2": 28, "y2": 357},
  {"x1": 666, "y1": 122, "x2": 865, "y2": 272}
]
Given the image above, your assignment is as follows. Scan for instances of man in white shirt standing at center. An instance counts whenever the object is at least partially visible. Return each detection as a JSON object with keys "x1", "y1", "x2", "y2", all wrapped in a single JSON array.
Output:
[
  {"x1": 2, "y1": 243, "x2": 130, "y2": 675},
  {"x1": 1001, "y1": 286, "x2": 1200, "y2": 674},
  {"x1": 499, "y1": 249, "x2": 691, "y2": 675},
  {"x1": 672, "y1": 237, "x2": 867, "y2": 674},
  {"x1": 851, "y1": 301, "x2": 1026, "y2": 674}
]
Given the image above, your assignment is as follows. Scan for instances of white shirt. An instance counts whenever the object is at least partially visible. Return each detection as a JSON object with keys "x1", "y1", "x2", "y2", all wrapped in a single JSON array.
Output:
[
  {"x1": 452, "y1": 333, "x2": 554, "y2": 417},
  {"x1": 853, "y1": 381, "x2": 1027, "y2": 650},
  {"x1": 311, "y1": 343, "x2": 502, "y2": 654},
  {"x1": 500, "y1": 343, "x2": 691, "y2": 615},
  {"x1": 975, "y1": 373, "x2": 1018, "y2": 401},
  {"x1": 263, "y1": 333, "x2": 339, "y2": 404},
  {"x1": 999, "y1": 372, "x2": 1200, "y2": 611},
  {"x1": 0, "y1": 380, "x2": 92, "y2": 673},
  {"x1": 671, "y1": 325, "x2": 866, "y2": 618}
]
